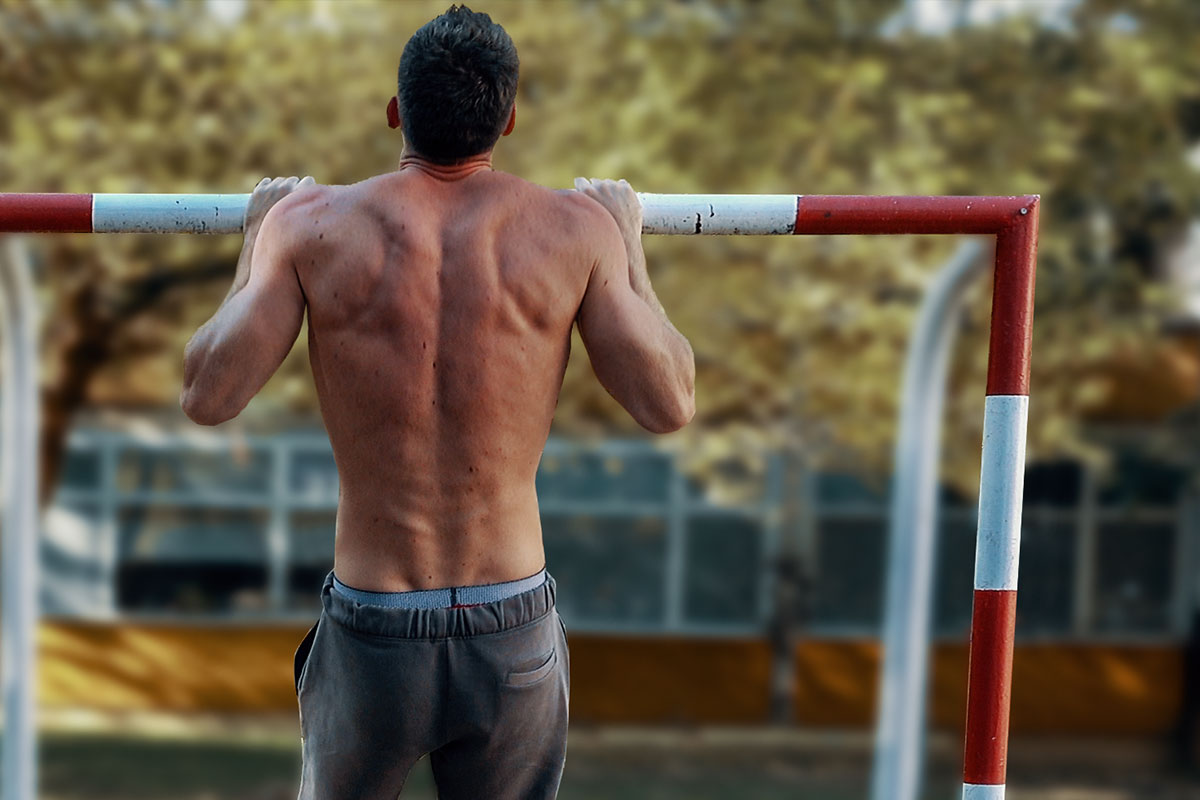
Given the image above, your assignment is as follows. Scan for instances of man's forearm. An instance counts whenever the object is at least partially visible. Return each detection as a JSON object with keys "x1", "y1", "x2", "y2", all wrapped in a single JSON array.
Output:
[
  {"x1": 621, "y1": 229, "x2": 694, "y2": 375},
  {"x1": 185, "y1": 225, "x2": 260, "y2": 367},
  {"x1": 622, "y1": 230, "x2": 668, "y2": 318},
  {"x1": 221, "y1": 225, "x2": 260, "y2": 305}
]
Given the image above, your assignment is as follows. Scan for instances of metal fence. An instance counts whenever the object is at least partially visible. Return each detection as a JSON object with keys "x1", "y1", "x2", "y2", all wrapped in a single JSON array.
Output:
[
  {"x1": 806, "y1": 456, "x2": 1199, "y2": 640},
  {"x1": 40, "y1": 426, "x2": 1198, "y2": 640},
  {"x1": 44, "y1": 428, "x2": 784, "y2": 635}
]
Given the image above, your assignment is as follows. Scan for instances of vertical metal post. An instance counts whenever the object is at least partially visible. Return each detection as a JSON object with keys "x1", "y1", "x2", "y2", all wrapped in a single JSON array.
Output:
[
  {"x1": 871, "y1": 239, "x2": 986, "y2": 800},
  {"x1": 759, "y1": 452, "x2": 786, "y2": 622},
  {"x1": 768, "y1": 451, "x2": 814, "y2": 725},
  {"x1": 795, "y1": 465, "x2": 819, "y2": 604},
  {"x1": 1181, "y1": 489, "x2": 1200, "y2": 639},
  {"x1": 97, "y1": 433, "x2": 120, "y2": 616},
  {"x1": 663, "y1": 463, "x2": 688, "y2": 630},
  {"x1": 1171, "y1": 485, "x2": 1195, "y2": 637},
  {"x1": 267, "y1": 439, "x2": 290, "y2": 612},
  {"x1": 0, "y1": 237, "x2": 39, "y2": 800},
  {"x1": 961, "y1": 204, "x2": 1040, "y2": 800},
  {"x1": 1072, "y1": 465, "x2": 1098, "y2": 635}
]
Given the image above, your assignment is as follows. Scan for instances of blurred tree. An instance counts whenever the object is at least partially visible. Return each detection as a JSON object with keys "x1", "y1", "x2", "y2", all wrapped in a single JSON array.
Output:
[{"x1": 0, "y1": 0, "x2": 1197, "y2": 505}]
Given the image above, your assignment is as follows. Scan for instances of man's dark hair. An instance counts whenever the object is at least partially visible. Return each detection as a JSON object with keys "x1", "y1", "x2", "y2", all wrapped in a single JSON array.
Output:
[{"x1": 397, "y1": 5, "x2": 519, "y2": 164}]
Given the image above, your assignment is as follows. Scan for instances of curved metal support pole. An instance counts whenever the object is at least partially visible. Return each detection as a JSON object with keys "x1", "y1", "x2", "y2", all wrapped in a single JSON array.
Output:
[
  {"x1": 871, "y1": 239, "x2": 988, "y2": 800},
  {"x1": 0, "y1": 236, "x2": 39, "y2": 800}
]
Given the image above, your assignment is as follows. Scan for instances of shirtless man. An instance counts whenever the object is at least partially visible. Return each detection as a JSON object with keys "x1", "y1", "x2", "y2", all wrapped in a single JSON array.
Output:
[{"x1": 180, "y1": 6, "x2": 693, "y2": 799}]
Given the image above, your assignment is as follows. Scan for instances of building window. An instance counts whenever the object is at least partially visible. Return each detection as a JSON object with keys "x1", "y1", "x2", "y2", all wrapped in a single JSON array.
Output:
[
  {"x1": 543, "y1": 513, "x2": 668, "y2": 625},
  {"x1": 1095, "y1": 519, "x2": 1175, "y2": 633},
  {"x1": 288, "y1": 510, "x2": 336, "y2": 611},
  {"x1": 812, "y1": 516, "x2": 887, "y2": 631},
  {"x1": 41, "y1": 428, "x2": 1197, "y2": 642},
  {"x1": 116, "y1": 506, "x2": 269, "y2": 613},
  {"x1": 683, "y1": 512, "x2": 763, "y2": 625}
]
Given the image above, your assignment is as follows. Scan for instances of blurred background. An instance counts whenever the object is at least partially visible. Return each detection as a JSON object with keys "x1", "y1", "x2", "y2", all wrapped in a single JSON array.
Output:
[{"x1": 2, "y1": 0, "x2": 1200, "y2": 797}]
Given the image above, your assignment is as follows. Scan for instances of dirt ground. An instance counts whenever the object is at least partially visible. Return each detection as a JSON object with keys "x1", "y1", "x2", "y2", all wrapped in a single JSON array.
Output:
[{"x1": 27, "y1": 711, "x2": 1200, "y2": 799}]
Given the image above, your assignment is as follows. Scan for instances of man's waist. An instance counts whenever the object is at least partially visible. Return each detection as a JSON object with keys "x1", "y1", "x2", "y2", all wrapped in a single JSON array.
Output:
[{"x1": 330, "y1": 566, "x2": 548, "y2": 609}]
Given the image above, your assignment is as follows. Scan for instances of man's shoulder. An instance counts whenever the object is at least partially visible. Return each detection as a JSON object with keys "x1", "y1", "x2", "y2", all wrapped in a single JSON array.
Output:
[
  {"x1": 269, "y1": 181, "x2": 368, "y2": 245},
  {"x1": 554, "y1": 188, "x2": 625, "y2": 248},
  {"x1": 490, "y1": 172, "x2": 600, "y2": 214},
  {"x1": 527, "y1": 180, "x2": 623, "y2": 238},
  {"x1": 269, "y1": 181, "x2": 337, "y2": 225}
]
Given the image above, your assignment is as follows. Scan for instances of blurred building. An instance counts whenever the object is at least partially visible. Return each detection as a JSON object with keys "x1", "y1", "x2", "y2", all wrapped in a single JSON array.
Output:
[{"x1": 34, "y1": 400, "x2": 1200, "y2": 736}]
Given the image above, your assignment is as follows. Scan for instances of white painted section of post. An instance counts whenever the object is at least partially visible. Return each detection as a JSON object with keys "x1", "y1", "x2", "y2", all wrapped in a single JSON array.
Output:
[
  {"x1": 962, "y1": 783, "x2": 1006, "y2": 800},
  {"x1": 637, "y1": 193, "x2": 798, "y2": 235},
  {"x1": 974, "y1": 395, "x2": 1029, "y2": 592},
  {"x1": 0, "y1": 237, "x2": 40, "y2": 800},
  {"x1": 870, "y1": 240, "x2": 987, "y2": 800},
  {"x1": 93, "y1": 194, "x2": 250, "y2": 234}
]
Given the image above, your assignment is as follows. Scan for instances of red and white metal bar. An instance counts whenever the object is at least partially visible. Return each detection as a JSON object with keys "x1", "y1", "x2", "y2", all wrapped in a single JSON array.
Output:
[{"x1": 0, "y1": 190, "x2": 1039, "y2": 800}]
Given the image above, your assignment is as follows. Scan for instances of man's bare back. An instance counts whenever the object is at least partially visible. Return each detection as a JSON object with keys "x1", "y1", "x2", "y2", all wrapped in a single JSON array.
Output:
[
  {"x1": 181, "y1": 163, "x2": 695, "y2": 594},
  {"x1": 296, "y1": 163, "x2": 595, "y2": 591}
]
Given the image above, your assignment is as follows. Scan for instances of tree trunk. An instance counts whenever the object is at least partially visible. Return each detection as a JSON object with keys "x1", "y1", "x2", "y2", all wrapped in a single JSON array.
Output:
[{"x1": 38, "y1": 259, "x2": 233, "y2": 508}]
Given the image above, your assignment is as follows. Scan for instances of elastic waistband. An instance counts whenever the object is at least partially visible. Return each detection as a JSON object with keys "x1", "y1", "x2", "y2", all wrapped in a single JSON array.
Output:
[
  {"x1": 331, "y1": 568, "x2": 548, "y2": 609},
  {"x1": 320, "y1": 569, "x2": 557, "y2": 639}
]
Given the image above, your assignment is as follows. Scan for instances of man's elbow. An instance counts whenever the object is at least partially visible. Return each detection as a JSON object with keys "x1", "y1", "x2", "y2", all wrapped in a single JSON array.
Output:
[
  {"x1": 639, "y1": 388, "x2": 696, "y2": 434},
  {"x1": 180, "y1": 386, "x2": 238, "y2": 427},
  {"x1": 664, "y1": 389, "x2": 697, "y2": 432},
  {"x1": 656, "y1": 352, "x2": 697, "y2": 432},
  {"x1": 651, "y1": 342, "x2": 697, "y2": 433}
]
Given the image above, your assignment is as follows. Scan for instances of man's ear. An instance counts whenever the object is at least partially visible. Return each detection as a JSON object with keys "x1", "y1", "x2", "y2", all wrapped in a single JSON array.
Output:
[
  {"x1": 386, "y1": 96, "x2": 401, "y2": 130},
  {"x1": 502, "y1": 104, "x2": 516, "y2": 137}
]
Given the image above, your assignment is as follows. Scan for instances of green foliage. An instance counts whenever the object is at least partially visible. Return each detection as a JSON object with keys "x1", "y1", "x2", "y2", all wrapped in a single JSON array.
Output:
[{"x1": 1, "y1": 0, "x2": 1197, "y2": 495}]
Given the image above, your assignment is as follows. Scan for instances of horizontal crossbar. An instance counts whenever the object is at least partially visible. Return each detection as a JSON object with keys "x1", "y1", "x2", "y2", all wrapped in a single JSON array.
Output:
[{"x1": 0, "y1": 192, "x2": 1038, "y2": 236}]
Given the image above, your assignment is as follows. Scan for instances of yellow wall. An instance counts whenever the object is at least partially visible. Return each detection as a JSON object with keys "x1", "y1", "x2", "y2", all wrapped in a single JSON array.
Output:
[
  {"x1": 39, "y1": 622, "x2": 303, "y2": 711},
  {"x1": 791, "y1": 639, "x2": 1182, "y2": 735},
  {"x1": 35, "y1": 622, "x2": 1184, "y2": 734}
]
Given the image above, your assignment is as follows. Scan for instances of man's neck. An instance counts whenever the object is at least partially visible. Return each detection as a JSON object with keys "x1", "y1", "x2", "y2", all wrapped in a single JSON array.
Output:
[{"x1": 398, "y1": 149, "x2": 494, "y2": 180}]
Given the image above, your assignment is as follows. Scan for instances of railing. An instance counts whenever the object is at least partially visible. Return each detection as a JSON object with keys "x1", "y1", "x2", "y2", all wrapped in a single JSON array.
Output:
[
  {"x1": 42, "y1": 427, "x2": 1191, "y2": 639},
  {"x1": 45, "y1": 429, "x2": 785, "y2": 634}
]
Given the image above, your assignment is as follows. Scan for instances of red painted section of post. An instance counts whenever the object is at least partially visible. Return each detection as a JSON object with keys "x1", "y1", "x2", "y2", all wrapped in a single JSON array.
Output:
[
  {"x1": 794, "y1": 195, "x2": 1035, "y2": 236},
  {"x1": 0, "y1": 194, "x2": 93, "y2": 233},
  {"x1": 962, "y1": 589, "x2": 1018, "y2": 785},
  {"x1": 985, "y1": 199, "x2": 1040, "y2": 395}
]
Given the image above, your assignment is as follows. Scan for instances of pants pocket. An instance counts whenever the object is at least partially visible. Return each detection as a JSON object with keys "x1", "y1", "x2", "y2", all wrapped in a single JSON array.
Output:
[
  {"x1": 556, "y1": 611, "x2": 568, "y2": 645},
  {"x1": 504, "y1": 646, "x2": 559, "y2": 689},
  {"x1": 294, "y1": 618, "x2": 320, "y2": 696}
]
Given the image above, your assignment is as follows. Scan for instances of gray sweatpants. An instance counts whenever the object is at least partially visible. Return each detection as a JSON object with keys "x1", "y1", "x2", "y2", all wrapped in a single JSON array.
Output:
[{"x1": 293, "y1": 569, "x2": 570, "y2": 799}]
